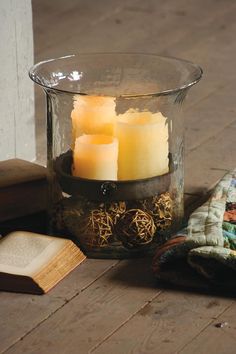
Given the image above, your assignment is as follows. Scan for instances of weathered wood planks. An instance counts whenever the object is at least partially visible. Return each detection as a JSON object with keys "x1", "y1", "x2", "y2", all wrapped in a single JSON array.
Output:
[{"x1": 1, "y1": 0, "x2": 236, "y2": 353}]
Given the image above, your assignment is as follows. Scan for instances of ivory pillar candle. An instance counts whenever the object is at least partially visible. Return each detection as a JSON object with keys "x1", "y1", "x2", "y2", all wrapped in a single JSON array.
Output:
[
  {"x1": 115, "y1": 110, "x2": 169, "y2": 180},
  {"x1": 71, "y1": 95, "x2": 116, "y2": 147},
  {"x1": 73, "y1": 134, "x2": 118, "y2": 180}
]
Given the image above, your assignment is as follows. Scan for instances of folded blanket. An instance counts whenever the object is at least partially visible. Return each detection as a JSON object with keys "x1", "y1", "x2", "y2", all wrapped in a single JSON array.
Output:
[{"x1": 152, "y1": 169, "x2": 236, "y2": 292}]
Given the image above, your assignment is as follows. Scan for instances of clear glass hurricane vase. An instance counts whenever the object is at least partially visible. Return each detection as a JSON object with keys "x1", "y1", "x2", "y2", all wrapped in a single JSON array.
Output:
[{"x1": 29, "y1": 53, "x2": 202, "y2": 259}]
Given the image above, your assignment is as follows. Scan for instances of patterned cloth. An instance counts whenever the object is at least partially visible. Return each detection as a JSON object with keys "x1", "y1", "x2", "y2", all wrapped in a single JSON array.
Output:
[{"x1": 152, "y1": 169, "x2": 236, "y2": 292}]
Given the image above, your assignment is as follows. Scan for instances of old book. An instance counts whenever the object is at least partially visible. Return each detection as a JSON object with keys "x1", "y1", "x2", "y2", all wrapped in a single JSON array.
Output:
[
  {"x1": 0, "y1": 231, "x2": 86, "y2": 294},
  {"x1": 0, "y1": 158, "x2": 48, "y2": 222}
]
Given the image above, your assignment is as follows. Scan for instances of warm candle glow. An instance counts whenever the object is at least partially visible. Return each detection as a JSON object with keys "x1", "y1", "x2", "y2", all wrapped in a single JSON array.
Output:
[
  {"x1": 71, "y1": 95, "x2": 116, "y2": 147},
  {"x1": 73, "y1": 134, "x2": 118, "y2": 180},
  {"x1": 114, "y1": 109, "x2": 169, "y2": 180}
]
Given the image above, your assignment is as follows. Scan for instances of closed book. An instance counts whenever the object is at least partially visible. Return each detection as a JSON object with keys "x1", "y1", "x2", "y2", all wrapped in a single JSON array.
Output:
[{"x1": 0, "y1": 159, "x2": 48, "y2": 222}]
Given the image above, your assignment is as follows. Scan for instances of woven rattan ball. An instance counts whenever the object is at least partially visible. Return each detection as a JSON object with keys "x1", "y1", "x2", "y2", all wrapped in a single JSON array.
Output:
[
  {"x1": 115, "y1": 208, "x2": 156, "y2": 249},
  {"x1": 77, "y1": 209, "x2": 114, "y2": 248},
  {"x1": 142, "y1": 192, "x2": 173, "y2": 232},
  {"x1": 53, "y1": 197, "x2": 114, "y2": 248},
  {"x1": 103, "y1": 201, "x2": 126, "y2": 224}
]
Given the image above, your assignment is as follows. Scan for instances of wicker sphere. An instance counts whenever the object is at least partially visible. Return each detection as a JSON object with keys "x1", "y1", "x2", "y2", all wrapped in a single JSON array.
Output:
[
  {"x1": 53, "y1": 197, "x2": 115, "y2": 248},
  {"x1": 115, "y1": 208, "x2": 156, "y2": 249},
  {"x1": 68, "y1": 208, "x2": 114, "y2": 248},
  {"x1": 142, "y1": 192, "x2": 173, "y2": 232},
  {"x1": 80, "y1": 209, "x2": 114, "y2": 247},
  {"x1": 103, "y1": 201, "x2": 126, "y2": 224}
]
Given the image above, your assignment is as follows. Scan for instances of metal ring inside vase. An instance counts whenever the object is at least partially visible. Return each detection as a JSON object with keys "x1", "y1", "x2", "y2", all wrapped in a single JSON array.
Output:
[{"x1": 54, "y1": 150, "x2": 172, "y2": 202}]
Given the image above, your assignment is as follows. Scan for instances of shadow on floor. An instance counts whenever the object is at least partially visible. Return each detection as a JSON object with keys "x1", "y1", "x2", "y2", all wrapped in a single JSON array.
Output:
[{"x1": 108, "y1": 257, "x2": 236, "y2": 299}]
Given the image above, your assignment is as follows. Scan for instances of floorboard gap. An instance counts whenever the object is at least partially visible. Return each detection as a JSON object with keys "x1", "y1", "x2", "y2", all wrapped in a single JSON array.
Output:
[
  {"x1": 2, "y1": 260, "x2": 120, "y2": 354},
  {"x1": 89, "y1": 290, "x2": 163, "y2": 353}
]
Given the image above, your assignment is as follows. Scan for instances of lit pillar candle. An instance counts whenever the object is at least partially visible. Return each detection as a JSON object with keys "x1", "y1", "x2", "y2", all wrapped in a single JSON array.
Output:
[
  {"x1": 71, "y1": 95, "x2": 116, "y2": 147},
  {"x1": 114, "y1": 110, "x2": 169, "y2": 180},
  {"x1": 72, "y1": 134, "x2": 118, "y2": 180}
]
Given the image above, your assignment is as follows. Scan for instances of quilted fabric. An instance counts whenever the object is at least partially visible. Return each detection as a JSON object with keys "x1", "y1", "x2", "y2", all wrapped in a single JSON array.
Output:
[{"x1": 152, "y1": 169, "x2": 236, "y2": 292}]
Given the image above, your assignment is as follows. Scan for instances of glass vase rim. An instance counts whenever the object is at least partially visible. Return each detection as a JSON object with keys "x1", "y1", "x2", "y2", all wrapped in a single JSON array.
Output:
[{"x1": 29, "y1": 52, "x2": 203, "y2": 98}]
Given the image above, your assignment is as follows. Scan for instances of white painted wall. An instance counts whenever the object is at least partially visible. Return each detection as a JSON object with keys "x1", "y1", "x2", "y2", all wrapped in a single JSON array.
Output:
[{"x1": 0, "y1": 0, "x2": 35, "y2": 161}]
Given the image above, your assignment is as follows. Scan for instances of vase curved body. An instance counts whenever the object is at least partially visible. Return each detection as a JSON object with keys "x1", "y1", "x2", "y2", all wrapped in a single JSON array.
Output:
[{"x1": 30, "y1": 53, "x2": 202, "y2": 258}]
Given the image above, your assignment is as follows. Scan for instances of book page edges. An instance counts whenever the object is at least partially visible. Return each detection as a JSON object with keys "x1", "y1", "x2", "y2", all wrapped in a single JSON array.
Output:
[
  {"x1": 0, "y1": 241, "x2": 86, "y2": 294},
  {"x1": 33, "y1": 242, "x2": 86, "y2": 293}
]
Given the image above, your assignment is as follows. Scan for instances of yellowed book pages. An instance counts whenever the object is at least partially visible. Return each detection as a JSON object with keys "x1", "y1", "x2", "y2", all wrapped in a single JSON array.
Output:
[{"x1": 0, "y1": 231, "x2": 86, "y2": 294}]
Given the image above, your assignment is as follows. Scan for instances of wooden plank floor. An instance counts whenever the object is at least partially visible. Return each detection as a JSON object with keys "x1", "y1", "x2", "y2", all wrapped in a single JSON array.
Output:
[{"x1": 1, "y1": 0, "x2": 236, "y2": 353}]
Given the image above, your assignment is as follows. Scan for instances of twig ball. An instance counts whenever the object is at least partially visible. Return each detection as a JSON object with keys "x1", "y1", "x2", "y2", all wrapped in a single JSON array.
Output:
[
  {"x1": 115, "y1": 208, "x2": 156, "y2": 248},
  {"x1": 79, "y1": 209, "x2": 114, "y2": 247},
  {"x1": 142, "y1": 192, "x2": 173, "y2": 232},
  {"x1": 101, "y1": 201, "x2": 126, "y2": 224}
]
